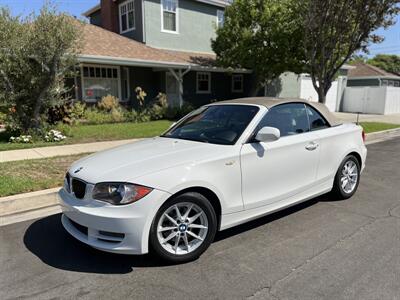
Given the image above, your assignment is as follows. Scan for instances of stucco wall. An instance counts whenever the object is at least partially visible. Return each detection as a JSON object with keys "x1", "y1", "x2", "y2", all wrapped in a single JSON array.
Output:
[
  {"x1": 120, "y1": 0, "x2": 145, "y2": 42},
  {"x1": 89, "y1": 0, "x2": 145, "y2": 42},
  {"x1": 89, "y1": 10, "x2": 102, "y2": 26},
  {"x1": 144, "y1": 0, "x2": 221, "y2": 53}
]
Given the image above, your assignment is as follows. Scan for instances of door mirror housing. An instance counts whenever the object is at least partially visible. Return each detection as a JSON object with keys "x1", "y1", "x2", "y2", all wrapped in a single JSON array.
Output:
[{"x1": 254, "y1": 126, "x2": 280, "y2": 143}]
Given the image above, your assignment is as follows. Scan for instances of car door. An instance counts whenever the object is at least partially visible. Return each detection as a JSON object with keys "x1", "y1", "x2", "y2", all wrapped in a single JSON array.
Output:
[{"x1": 240, "y1": 103, "x2": 321, "y2": 210}]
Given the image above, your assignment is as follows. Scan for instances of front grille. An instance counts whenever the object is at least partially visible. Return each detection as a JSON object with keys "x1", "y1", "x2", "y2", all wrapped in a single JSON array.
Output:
[
  {"x1": 69, "y1": 218, "x2": 88, "y2": 236},
  {"x1": 72, "y1": 178, "x2": 86, "y2": 199}
]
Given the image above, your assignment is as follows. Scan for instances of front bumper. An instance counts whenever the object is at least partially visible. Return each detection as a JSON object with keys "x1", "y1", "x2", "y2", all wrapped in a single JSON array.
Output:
[{"x1": 58, "y1": 187, "x2": 171, "y2": 255}]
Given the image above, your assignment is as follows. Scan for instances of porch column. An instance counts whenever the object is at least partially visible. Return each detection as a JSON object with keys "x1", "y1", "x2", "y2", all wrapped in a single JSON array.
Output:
[{"x1": 168, "y1": 67, "x2": 191, "y2": 108}]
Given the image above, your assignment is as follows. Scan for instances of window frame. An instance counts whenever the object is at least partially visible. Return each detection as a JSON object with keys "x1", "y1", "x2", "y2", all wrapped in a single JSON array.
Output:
[
  {"x1": 249, "y1": 103, "x2": 332, "y2": 142},
  {"x1": 80, "y1": 64, "x2": 121, "y2": 103},
  {"x1": 161, "y1": 0, "x2": 179, "y2": 34},
  {"x1": 119, "y1": 0, "x2": 136, "y2": 34},
  {"x1": 232, "y1": 74, "x2": 244, "y2": 93},
  {"x1": 196, "y1": 72, "x2": 211, "y2": 94},
  {"x1": 216, "y1": 9, "x2": 224, "y2": 28},
  {"x1": 121, "y1": 67, "x2": 130, "y2": 102},
  {"x1": 304, "y1": 104, "x2": 331, "y2": 132}
]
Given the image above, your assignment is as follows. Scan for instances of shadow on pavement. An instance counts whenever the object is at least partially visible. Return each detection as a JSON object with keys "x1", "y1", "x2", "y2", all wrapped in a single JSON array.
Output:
[
  {"x1": 23, "y1": 194, "x2": 337, "y2": 274},
  {"x1": 23, "y1": 214, "x2": 170, "y2": 274}
]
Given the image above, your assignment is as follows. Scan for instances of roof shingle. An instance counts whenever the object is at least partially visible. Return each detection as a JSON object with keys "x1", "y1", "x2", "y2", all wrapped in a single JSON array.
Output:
[
  {"x1": 348, "y1": 62, "x2": 400, "y2": 78},
  {"x1": 78, "y1": 21, "x2": 220, "y2": 68}
]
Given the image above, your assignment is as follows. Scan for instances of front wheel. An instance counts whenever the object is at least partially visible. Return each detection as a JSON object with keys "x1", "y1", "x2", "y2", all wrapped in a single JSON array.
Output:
[
  {"x1": 331, "y1": 155, "x2": 361, "y2": 199},
  {"x1": 149, "y1": 192, "x2": 217, "y2": 263}
]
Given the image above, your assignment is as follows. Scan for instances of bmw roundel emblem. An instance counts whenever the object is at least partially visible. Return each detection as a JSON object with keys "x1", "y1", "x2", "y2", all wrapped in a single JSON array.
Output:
[{"x1": 74, "y1": 167, "x2": 83, "y2": 174}]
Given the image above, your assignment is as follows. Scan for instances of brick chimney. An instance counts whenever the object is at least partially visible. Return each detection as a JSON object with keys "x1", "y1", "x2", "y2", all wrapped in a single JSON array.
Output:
[{"x1": 100, "y1": 0, "x2": 119, "y2": 33}]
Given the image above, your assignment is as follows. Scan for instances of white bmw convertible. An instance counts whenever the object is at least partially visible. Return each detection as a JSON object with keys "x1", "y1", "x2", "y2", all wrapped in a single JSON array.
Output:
[{"x1": 59, "y1": 98, "x2": 367, "y2": 262}]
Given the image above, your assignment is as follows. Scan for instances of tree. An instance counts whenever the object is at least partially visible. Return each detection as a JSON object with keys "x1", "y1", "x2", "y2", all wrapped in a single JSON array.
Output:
[
  {"x1": 303, "y1": 0, "x2": 400, "y2": 103},
  {"x1": 0, "y1": 5, "x2": 81, "y2": 133},
  {"x1": 211, "y1": 0, "x2": 305, "y2": 96},
  {"x1": 368, "y1": 54, "x2": 400, "y2": 75}
]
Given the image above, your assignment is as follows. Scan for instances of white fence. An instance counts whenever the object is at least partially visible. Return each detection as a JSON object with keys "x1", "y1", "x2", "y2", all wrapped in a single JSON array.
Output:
[
  {"x1": 299, "y1": 77, "x2": 339, "y2": 112},
  {"x1": 343, "y1": 87, "x2": 400, "y2": 115}
]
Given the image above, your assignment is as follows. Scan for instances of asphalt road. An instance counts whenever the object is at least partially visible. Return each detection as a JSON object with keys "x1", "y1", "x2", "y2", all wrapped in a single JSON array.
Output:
[{"x1": 1, "y1": 138, "x2": 400, "y2": 300}]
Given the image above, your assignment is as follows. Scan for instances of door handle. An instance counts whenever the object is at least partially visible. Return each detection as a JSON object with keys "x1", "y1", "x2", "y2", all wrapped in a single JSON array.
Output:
[{"x1": 305, "y1": 141, "x2": 319, "y2": 151}]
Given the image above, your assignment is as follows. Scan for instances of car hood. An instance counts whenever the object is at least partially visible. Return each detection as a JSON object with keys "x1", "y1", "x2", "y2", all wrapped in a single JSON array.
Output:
[{"x1": 69, "y1": 137, "x2": 216, "y2": 184}]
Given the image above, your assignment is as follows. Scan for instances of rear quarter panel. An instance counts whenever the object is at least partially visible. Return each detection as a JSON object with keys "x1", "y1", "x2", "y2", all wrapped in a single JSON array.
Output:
[{"x1": 316, "y1": 123, "x2": 366, "y2": 186}]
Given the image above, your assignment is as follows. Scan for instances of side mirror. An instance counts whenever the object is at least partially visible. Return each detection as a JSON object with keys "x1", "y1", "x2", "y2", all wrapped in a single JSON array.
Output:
[{"x1": 254, "y1": 126, "x2": 280, "y2": 143}]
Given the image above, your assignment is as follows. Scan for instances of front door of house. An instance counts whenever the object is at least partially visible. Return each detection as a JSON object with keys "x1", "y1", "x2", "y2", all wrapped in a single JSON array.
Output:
[{"x1": 166, "y1": 72, "x2": 180, "y2": 107}]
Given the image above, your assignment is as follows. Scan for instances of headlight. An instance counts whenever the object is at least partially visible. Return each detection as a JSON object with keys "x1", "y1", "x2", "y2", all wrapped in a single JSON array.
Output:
[{"x1": 92, "y1": 182, "x2": 153, "y2": 205}]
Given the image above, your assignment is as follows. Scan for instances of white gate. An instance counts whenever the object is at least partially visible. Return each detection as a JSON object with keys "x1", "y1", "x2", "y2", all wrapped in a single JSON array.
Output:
[{"x1": 343, "y1": 87, "x2": 400, "y2": 115}]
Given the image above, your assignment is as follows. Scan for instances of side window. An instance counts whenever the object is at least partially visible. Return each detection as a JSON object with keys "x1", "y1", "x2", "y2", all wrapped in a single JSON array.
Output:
[
  {"x1": 257, "y1": 103, "x2": 309, "y2": 137},
  {"x1": 306, "y1": 105, "x2": 329, "y2": 131}
]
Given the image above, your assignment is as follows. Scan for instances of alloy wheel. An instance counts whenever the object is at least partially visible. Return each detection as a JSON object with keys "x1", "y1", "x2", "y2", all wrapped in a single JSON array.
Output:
[
  {"x1": 340, "y1": 160, "x2": 358, "y2": 194},
  {"x1": 156, "y1": 202, "x2": 209, "y2": 255}
]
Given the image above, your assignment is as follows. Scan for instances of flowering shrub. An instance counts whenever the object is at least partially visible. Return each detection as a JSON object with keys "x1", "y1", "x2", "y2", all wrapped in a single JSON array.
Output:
[
  {"x1": 97, "y1": 95, "x2": 120, "y2": 112},
  {"x1": 44, "y1": 130, "x2": 66, "y2": 142},
  {"x1": 9, "y1": 135, "x2": 33, "y2": 143}
]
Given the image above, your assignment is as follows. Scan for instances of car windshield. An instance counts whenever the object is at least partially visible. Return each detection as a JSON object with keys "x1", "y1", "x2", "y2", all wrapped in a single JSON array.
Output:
[{"x1": 161, "y1": 105, "x2": 259, "y2": 145}]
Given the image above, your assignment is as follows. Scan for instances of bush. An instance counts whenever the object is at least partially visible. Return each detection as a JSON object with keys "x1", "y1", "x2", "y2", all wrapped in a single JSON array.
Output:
[
  {"x1": 44, "y1": 129, "x2": 66, "y2": 142},
  {"x1": 70, "y1": 101, "x2": 86, "y2": 122},
  {"x1": 0, "y1": 6, "x2": 81, "y2": 133},
  {"x1": 0, "y1": 112, "x2": 6, "y2": 125},
  {"x1": 97, "y1": 95, "x2": 120, "y2": 112},
  {"x1": 9, "y1": 135, "x2": 33, "y2": 143},
  {"x1": 84, "y1": 106, "x2": 126, "y2": 124},
  {"x1": 124, "y1": 110, "x2": 151, "y2": 123},
  {"x1": 55, "y1": 123, "x2": 73, "y2": 137},
  {"x1": 149, "y1": 93, "x2": 168, "y2": 120},
  {"x1": 164, "y1": 102, "x2": 195, "y2": 120}
]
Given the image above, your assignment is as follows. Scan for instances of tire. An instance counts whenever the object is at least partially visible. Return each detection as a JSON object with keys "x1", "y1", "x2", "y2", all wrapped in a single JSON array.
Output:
[
  {"x1": 149, "y1": 192, "x2": 217, "y2": 263},
  {"x1": 331, "y1": 155, "x2": 361, "y2": 200}
]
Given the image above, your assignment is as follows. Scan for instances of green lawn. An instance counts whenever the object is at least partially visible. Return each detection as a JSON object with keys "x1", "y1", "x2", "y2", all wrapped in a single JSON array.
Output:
[
  {"x1": 0, "y1": 120, "x2": 172, "y2": 152},
  {"x1": 360, "y1": 122, "x2": 400, "y2": 134},
  {"x1": 0, "y1": 153, "x2": 90, "y2": 197}
]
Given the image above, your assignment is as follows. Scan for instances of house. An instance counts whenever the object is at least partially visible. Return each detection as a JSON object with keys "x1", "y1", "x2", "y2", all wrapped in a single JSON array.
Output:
[
  {"x1": 347, "y1": 62, "x2": 400, "y2": 87},
  {"x1": 342, "y1": 62, "x2": 400, "y2": 114},
  {"x1": 74, "y1": 0, "x2": 252, "y2": 108}
]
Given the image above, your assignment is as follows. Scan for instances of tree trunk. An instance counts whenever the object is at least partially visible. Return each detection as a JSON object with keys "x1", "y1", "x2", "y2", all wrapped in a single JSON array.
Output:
[{"x1": 317, "y1": 87, "x2": 326, "y2": 103}]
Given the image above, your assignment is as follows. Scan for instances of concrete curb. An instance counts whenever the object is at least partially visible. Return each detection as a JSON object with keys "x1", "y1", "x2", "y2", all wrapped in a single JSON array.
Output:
[
  {"x1": 365, "y1": 127, "x2": 400, "y2": 145},
  {"x1": 1, "y1": 129, "x2": 400, "y2": 227},
  {"x1": 0, "y1": 188, "x2": 61, "y2": 226}
]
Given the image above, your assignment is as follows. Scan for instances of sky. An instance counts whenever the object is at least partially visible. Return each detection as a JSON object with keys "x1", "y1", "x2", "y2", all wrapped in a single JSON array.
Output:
[{"x1": 0, "y1": 0, "x2": 399, "y2": 58}]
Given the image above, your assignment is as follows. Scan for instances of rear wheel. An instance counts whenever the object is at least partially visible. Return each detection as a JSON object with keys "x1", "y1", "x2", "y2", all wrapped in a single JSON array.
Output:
[
  {"x1": 332, "y1": 155, "x2": 360, "y2": 199},
  {"x1": 149, "y1": 192, "x2": 217, "y2": 263}
]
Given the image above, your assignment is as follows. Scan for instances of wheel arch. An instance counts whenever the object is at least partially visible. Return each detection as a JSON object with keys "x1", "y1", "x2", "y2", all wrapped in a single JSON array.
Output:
[
  {"x1": 166, "y1": 186, "x2": 222, "y2": 231},
  {"x1": 346, "y1": 151, "x2": 362, "y2": 167}
]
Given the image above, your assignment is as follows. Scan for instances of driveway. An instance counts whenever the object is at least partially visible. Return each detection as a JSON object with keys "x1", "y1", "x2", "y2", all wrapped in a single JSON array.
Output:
[{"x1": 0, "y1": 138, "x2": 399, "y2": 300}]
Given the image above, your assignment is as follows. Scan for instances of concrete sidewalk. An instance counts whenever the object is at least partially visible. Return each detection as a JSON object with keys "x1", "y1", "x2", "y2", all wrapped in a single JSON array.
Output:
[
  {"x1": 0, "y1": 139, "x2": 140, "y2": 163},
  {"x1": 334, "y1": 112, "x2": 400, "y2": 124}
]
